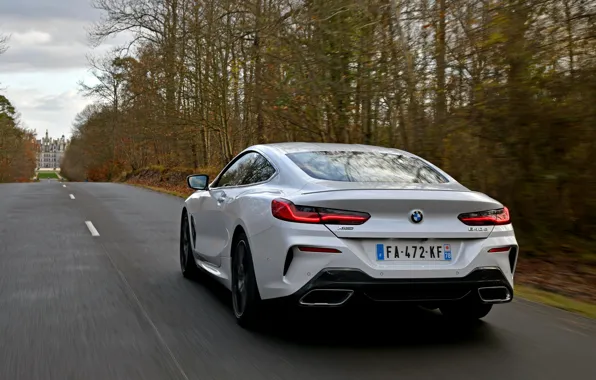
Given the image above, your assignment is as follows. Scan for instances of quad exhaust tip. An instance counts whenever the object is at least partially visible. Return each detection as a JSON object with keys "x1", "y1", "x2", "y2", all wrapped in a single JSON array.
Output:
[
  {"x1": 477, "y1": 286, "x2": 512, "y2": 303},
  {"x1": 299, "y1": 289, "x2": 354, "y2": 306}
]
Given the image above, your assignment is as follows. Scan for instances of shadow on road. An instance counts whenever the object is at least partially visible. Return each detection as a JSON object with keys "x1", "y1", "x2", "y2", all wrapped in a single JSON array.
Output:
[{"x1": 184, "y1": 273, "x2": 501, "y2": 349}]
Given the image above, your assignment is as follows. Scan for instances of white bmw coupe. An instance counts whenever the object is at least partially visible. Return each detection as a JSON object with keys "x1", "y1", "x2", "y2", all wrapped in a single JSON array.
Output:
[{"x1": 180, "y1": 143, "x2": 518, "y2": 328}]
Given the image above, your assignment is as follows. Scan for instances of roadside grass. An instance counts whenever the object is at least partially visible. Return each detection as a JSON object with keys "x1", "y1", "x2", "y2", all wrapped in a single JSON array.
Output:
[
  {"x1": 37, "y1": 172, "x2": 59, "y2": 179},
  {"x1": 516, "y1": 285, "x2": 596, "y2": 319},
  {"x1": 128, "y1": 183, "x2": 189, "y2": 198}
]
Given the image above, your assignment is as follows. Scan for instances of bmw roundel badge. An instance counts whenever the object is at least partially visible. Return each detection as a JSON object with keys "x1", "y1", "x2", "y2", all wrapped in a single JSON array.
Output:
[{"x1": 410, "y1": 210, "x2": 423, "y2": 224}]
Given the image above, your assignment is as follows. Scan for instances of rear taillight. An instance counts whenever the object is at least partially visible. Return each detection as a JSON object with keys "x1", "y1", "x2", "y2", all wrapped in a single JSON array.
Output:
[
  {"x1": 271, "y1": 199, "x2": 370, "y2": 225},
  {"x1": 271, "y1": 199, "x2": 320, "y2": 223},
  {"x1": 458, "y1": 207, "x2": 511, "y2": 226}
]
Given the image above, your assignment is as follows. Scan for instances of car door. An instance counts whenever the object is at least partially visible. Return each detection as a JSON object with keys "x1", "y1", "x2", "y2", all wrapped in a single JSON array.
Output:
[
  {"x1": 191, "y1": 152, "x2": 275, "y2": 266},
  {"x1": 216, "y1": 152, "x2": 277, "y2": 259}
]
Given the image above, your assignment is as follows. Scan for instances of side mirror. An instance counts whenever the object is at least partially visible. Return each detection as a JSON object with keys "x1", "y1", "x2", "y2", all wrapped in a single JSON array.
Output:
[{"x1": 187, "y1": 174, "x2": 209, "y2": 190}]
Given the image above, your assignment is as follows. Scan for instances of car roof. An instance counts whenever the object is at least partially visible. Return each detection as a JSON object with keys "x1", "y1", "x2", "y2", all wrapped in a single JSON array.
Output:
[{"x1": 251, "y1": 142, "x2": 413, "y2": 156}]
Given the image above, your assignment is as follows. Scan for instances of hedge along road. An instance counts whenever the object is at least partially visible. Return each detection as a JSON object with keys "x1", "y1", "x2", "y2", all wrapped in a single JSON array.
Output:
[{"x1": 0, "y1": 180, "x2": 595, "y2": 380}]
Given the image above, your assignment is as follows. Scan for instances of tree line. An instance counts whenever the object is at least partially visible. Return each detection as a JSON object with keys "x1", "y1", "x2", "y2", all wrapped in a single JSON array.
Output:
[
  {"x1": 62, "y1": 0, "x2": 596, "y2": 252},
  {"x1": 0, "y1": 35, "x2": 37, "y2": 183}
]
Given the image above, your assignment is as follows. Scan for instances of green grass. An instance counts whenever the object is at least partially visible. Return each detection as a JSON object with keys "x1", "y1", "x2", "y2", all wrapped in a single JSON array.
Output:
[
  {"x1": 516, "y1": 285, "x2": 596, "y2": 319},
  {"x1": 37, "y1": 172, "x2": 59, "y2": 179}
]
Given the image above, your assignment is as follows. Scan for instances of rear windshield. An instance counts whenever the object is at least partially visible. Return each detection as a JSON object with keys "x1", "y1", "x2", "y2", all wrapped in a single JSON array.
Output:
[{"x1": 286, "y1": 151, "x2": 448, "y2": 183}]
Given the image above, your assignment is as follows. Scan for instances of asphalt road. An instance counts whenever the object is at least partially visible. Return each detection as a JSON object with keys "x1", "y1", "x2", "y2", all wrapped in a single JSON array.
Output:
[{"x1": 1, "y1": 180, "x2": 595, "y2": 380}]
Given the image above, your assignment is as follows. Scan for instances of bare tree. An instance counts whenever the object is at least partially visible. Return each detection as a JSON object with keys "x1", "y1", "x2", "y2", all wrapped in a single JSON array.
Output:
[{"x1": 0, "y1": 32, "x2": 9, "y2": 55}]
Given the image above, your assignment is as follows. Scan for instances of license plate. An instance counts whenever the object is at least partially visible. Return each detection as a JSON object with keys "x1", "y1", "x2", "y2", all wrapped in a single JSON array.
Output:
[{"x1": 376, "y1": 243, "x2": 452, "y2": 261}]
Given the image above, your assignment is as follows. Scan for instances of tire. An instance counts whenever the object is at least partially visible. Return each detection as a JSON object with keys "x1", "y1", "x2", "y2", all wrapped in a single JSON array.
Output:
[
  {"x1": 440, "y1": 301, "x2": 493, "y2": 321},
  {"x1": 180, "y1": 211, "x2": 201, "y2": 280},
  {"x1": 231, "y1": 232, "x2": 262, "y2": 329}
]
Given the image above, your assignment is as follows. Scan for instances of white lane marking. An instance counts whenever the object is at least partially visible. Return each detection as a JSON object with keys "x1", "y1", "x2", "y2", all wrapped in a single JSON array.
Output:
[
  {"x1": 69, "y1": 194, "x2": 75, "y2": 200},
  {"x1": 85, "y1": 221, "x2": 100, "y2": 237},
  {"x1": 63, "y1": 184, "x2": 66, "y2": 187}
]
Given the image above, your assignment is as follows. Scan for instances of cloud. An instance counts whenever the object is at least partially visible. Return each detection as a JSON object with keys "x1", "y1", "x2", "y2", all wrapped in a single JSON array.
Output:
[
  {"x1": 11, "y1": 30, "x2": 53, "y2": 45},
  {"x1": 0, "y1": 1, "x2": 132, "y2": 138},
  {"x1": 0, "y1": 18, "x2": 130, "y2": 73},
  {"x1": 2, "y1": 82, "x2": 92, "y2": 138},
  {"x1": 1, "y1": 45, "x2": 88, "y2": 72},
  {"x1": 0, "y1": 0, "x2": 100, "y2": 21}
]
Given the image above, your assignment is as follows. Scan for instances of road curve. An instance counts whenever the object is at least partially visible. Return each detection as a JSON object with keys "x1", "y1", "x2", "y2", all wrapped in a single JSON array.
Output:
[{"x1": 1, "y1": 180, "x2": 595, "y2": 380}]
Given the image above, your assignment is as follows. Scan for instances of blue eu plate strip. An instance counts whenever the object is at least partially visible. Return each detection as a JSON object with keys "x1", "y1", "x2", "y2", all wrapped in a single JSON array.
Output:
[{"x1": 376, "y1": 244, "x2": 384, "y2": 260}]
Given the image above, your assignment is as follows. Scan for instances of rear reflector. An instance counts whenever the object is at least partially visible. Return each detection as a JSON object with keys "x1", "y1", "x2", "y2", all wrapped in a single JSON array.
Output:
[
  {"x1": 297, "y1": 246, "x2": 341, "y2": 253},
  {"x1": 458, "y1": 207, "x2": 511, "y2": 226},
  {"x1": 488, "y1": 246, "x2": 512, "y2": 253},
  {"x1": 271, "y1": 199, "x2": 370, "y2": 225}
]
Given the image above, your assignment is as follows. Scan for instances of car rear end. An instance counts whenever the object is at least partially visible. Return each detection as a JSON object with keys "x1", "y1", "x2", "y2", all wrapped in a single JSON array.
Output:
[{"x1": 252, "y1": 148, "x2": 518, "y2": 312}]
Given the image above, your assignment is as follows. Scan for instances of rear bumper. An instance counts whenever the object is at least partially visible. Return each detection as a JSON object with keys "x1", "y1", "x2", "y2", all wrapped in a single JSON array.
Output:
[
  {"x1": 249, "y1": 220, "x2": 518, "y2": 300},
  {"x1": 273, "y1": 267, "x2": 513, "y2": 307}
]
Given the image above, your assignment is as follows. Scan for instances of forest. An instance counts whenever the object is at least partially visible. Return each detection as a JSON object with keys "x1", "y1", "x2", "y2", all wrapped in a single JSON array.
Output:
[
  {"x1": 59, "y1": 0, "x2": 596, "y2": 298},
  {"x1": 0, "y1": 35, "x2": 38, "y2": 183}
]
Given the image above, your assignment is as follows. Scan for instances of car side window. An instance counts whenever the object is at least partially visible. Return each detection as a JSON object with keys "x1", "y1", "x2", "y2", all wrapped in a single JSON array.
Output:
[
  {"x1": 213, "y1": 152, "x2": 276, "y2": 188},
  {"x1": 239, "y1": 153, "x2": 276, "y2": 185}
]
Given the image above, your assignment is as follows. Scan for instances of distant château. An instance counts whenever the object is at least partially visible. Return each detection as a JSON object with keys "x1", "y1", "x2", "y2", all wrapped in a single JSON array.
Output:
[{"x1": 36, "y1": 130, "x2": 69, "y2": 169}]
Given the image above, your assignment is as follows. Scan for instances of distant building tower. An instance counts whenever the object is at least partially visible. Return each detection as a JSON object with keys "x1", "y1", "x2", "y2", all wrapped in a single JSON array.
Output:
[{"x1": 36, "y1": 130, "x2": 69, "y2": 169}]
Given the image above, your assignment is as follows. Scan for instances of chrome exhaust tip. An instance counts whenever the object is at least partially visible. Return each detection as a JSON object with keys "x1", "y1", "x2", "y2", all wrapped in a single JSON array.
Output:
[
  {"x1": 477, "y1": 286, "x2": 512, "y2": 303},
  {"x1": 299, "y1": 289, "x2": 354, "y2": 306}
]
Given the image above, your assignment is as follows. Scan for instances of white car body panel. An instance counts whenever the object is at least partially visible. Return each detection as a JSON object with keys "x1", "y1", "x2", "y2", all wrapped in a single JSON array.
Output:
[{"x1": 183, "y1": 142, "x2": 519, "y2": 302}]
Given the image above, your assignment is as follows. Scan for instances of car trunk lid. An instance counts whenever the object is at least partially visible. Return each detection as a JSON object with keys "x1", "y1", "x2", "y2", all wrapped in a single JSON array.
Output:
[{"x1": 290, "y1": 187, "x2": 501, "y2": 239}]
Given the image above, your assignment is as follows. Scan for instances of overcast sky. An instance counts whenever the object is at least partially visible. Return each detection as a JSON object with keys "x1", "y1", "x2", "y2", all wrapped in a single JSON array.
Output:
[{"x1": 0, "y1": 1, "x2": 128, "y2": 140}]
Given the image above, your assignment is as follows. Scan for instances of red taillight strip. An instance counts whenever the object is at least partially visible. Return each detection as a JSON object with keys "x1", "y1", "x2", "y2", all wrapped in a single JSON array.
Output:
[
  {"x1": 319, "y1": 212, "x2": 369, "y2": 224},
  {"x1": 488, "y1": 246, "x2": 512, "y2": 253},
  {"x1": 458, "y1": 207, "x2": 511, "y2": 226},
  {"x1": 271, "y1": 199, "x2": 320, "y2": 223},
  {"x1": 271, "y1": 199, "x2": 370, "y2": 225},
  {"x1": 297, "y1": 246, "x2": 341, "y2": 253}
]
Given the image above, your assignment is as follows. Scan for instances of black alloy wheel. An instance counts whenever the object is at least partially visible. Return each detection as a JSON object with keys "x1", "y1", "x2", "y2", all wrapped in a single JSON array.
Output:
[
  {"x1": 180, "y1": 211, "x2": 200, "y2": 279},
  {"x1": 231, "y1": 232, "x2": 262, "y2": 328}
]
